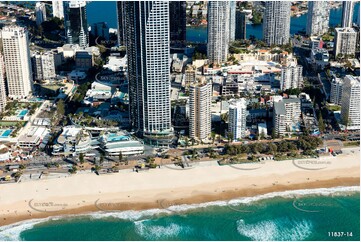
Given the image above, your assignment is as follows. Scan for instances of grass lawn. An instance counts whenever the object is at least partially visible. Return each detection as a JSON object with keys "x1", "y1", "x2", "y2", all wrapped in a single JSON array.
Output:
[
  {"x1": 0, "y1": 121, "x2": 21, "y2": 127},
  {"x1": 327, "y1": 104, "x2": 341, "y2": 112}
]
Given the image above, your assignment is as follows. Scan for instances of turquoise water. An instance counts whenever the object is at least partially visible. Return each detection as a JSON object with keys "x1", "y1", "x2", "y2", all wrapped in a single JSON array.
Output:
[
  {"x1": 17, "y1": 110, "x2": 28, "y2": 117},
  {"x1": 1, "y1": 187, "x2": 359, "y2": 241},
  {"x1": 0, "y1": 129, "x2": 12, "y2": 137}
]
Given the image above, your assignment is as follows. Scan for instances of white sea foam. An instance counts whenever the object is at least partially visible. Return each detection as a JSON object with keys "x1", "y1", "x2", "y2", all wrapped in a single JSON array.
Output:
[
  {"x1": 0, "y1": 186, "x2": 358, "y2": 239},
  {"x1": 0, "y1": 218, "x2": 50, "y2": 241},
  {"x1": 236, "y1": 218, "x2": 313, "y2": 241},
  {"x1": 134, "y1": 221, "x2": 191, "y2": 240}
]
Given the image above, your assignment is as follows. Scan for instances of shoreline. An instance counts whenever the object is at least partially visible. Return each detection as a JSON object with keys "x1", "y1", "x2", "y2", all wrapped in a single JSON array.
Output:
[
  {"x1": 1, "y1": 180, "x2": 359, "y2": 229},
  {"x1": 0, "y1": 150, "x2": 359, "y2": 228}
]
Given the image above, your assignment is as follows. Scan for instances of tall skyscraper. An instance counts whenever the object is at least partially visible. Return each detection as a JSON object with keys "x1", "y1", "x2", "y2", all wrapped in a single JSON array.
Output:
[
  {"x1": 280, "y1": 62, "x2": 303, "y2": 91},
  {"x1": 263, "y1": 1, "x2": 291, "y2": 45},
  {"x1": 0, "y1": 52, "x2": 6, "y2": 113},
  {"x1": 229, "y1": 1, "x2": 236, "y2": 42},
  {"x1": 169, "y1": 1, "x2": 186, "y2": 44},
  {"x1": 116, "y1": 2, "x2": 124, "y2": 46},
  {"x1": 334, "y1": 27, "x2": 357, "y2": 57},
  {"x1": 235, "y1": 10, "x2": 246, "y2": 40},
  {"x1": 123, "y1": 1, "x2": 173, "y2": 147},
  {"x1": 1, "y1": 26, "x2": 33, "y2": 99},
  {"x1": 228, "y1": 98, "x2": 247, "y2": 141},
  {"x1": 189, "y1": 80, "x2": 212, "y2": 141},
  {"x1": 341, "y1": 75, "x2": 360, "y2": 128},
  {"x1": 64, "y1": 0, "x2": 88, "y2": 48},
  {"x1": 306, "y1": 1, "x2": 330, "y2": 36},
  {"x1": 52, "y1": 0, "x2": 64, "y2": 19},
  {"x1": 35, "y1": 2, "x2": 47, "y2": 26},
  {"x1": 341, "y1": 1, "x2": 354, "y2": 28},
  {"x1": 207, "y1": 1, "x2": 230, "y2": 64}
]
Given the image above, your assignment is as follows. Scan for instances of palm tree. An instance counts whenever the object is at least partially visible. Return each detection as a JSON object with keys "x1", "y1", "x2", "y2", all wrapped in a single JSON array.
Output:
[{"x1": 118, "y1": 152, "x2": 123, "y2": 162}]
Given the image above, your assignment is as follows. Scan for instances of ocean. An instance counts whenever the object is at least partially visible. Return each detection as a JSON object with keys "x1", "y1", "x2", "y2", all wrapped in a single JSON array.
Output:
[
  {"x1": 0, "y1": 187, "x2": 359, "y2": 241},
  {"x1": 86, "y1": 2, "x2": 360, "y2": 42}
]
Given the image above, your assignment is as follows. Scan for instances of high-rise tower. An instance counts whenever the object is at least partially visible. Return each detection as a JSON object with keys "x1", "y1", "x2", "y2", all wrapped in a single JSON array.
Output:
[
  {"x1": 1, "y1": 26, "x2": 33, "y2": 99},
  {"x1": 123, "y1": 1, "x2": 172, "y2": 147},
  {"x1": 263, "y1": 1, "x2": 291, "y2": 45},
  {"x1": 341, "y1": 1, "x2": 354, "y2": 28},
  {"x1": 64, "y1": 0, "x2": 88, "y2": 48},
  {"x1": 207, "y1": 1, "x2": 230, "y2": 64},
  {"x1": 306, "y1": 1, "x2": 330, "y2": 36}
]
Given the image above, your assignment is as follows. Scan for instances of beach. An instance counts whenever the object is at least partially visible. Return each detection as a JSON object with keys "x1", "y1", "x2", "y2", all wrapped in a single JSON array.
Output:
[{"x1": 0, "y1": 147, "x2": 359, "y2": 227}]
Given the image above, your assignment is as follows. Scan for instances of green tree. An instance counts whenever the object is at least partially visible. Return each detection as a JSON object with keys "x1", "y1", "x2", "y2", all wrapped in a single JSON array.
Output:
[
  {"x1": 56, "y1": 99, "x2": 65, "y2": 117},
  {"x1": 260, "y1": 130, "x2": 265, "y2": 140},
  {"x1": 271, "y1": 128, "x2": 277, "y2": 139},
  {"x1": 318, "y1": 115, "x2": 325, "y2": 133},
  {"x1": 118, "y1": 151, "x2": 123, "y2": 162},
  {"x1": 79, "y1": 153, "x2": 84, "y2": 164},
  {"x1": 99, "y1": 154, "x2": 104, "y2": 164},
  {"x1": 227, "y1": 132, "x2": 234, "y2": 143},
  {"x1": 268, "y1": 143, "x2": 278, "y2": 155},
  {"x1": 211, "y1": 132, "x2": 216, "y2": 144}
]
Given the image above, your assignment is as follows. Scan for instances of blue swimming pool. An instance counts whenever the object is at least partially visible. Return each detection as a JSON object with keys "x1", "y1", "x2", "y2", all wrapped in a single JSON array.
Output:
[
  {"x1": 0, "y1": 129, "x2": 12, "y2": 137},
  {"x1": 18, "y1": 109, "x2": 28, "y2": 117},
  {"x1": 107, "y1": 134, "x2": 129, "y2": 142}
]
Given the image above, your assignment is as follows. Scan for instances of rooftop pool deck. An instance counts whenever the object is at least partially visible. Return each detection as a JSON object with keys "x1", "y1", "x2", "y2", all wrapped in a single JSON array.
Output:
[{"x1": 107, "y1": 133, "x2": 130, "y2": 142}]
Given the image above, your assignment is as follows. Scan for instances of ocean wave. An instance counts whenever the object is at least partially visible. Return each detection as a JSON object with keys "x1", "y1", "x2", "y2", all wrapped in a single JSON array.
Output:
[
  {"x1": 236, "y1": 218, "x2": 313, "y2": 241},
  {"x1": 0, "y1": 218, "x2": 51, "y2": 241},
  {"x1": 0, "y1": 186, "x2": 358, "y2": 239},
  {"x1": 134, "y1": 221, "x2": 192, "y2": 240}
]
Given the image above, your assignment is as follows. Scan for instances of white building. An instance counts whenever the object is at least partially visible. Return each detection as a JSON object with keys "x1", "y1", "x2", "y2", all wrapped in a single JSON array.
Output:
[
  {"x1": 35, "y1": 2, "x2": 47, "y2": 26},
  {"x1": 207, "y1": 1, "x2": 230, "y2": 64},
  {"x1": 52, "y1": 126, "x2": 92, "y2": 155},
  {"x1": 263, "y1": 1, "x2": 291, "y2": 45},
  {"x1": 330, "y1": 77, "x2": 343, "y2": 105},
  {"x1": 228, "y1": 98, "x2": 247, "y2": 141},
  {"x1": 52, "y1": 0, "x2": 64, "y2": 19},
  {"x1": 280, "y1": 61, "x2": 303, "y2": 91},
  {"x1": 99, "y1": 131, "x2": 144, "y2": 156},
  {"x1": 0, "y1": 52, "x2": 6, "y2": 113},
  {"x1": 334, "y1": 27, "x2": 357, "y2": 57},
  {"x1": 229, "y1": 1, "x2": 236, "y2": 42},
  {"x1": 31, "y1": 52, "x2": 56, "y2": 81},
  {"x1": 18, "y1": 126, "x2": 50, "y2": 149},
  {"x1": 1, "y1": 26, "x2": 33, "y2": 99},
  {"x1": 306, "y1": 1, "x2": 329, "y2": 36},
  {"x1": 341, "y1": 75, "x2": 360, "y2": 129},
  {"x1": 341, "y1": 1, "x2": 355, "y2": 28},
  {"x1": 273, "y1": 97, "x2": 301, "y2": 136},
  {"x1": 123, "y1": 2, "x2": 173, "y2": 147},
  {"x1": 189, "y1": 80, "x2": 212, "y2": 141}
]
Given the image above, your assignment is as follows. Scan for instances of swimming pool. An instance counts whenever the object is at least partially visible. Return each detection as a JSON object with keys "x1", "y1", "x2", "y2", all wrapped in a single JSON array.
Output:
[
  {"x1": 107, "y1": 133, "x2": 129, "y2": 142},
  {"x1": 0, "y1": 129, "x2": 12, "y2": 138},
  {"x1": 17, "y1": 109, "x2": 28, "y2": 117}
]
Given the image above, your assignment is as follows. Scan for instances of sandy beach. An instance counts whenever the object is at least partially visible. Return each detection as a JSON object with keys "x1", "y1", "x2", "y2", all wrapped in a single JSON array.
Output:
[{"x1": 0, "y1": 147, "x2": 359, "y2": 227}]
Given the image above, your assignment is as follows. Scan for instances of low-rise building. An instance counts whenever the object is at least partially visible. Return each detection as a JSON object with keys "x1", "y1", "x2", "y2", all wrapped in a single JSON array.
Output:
[
  {"x1": 17, "y1": 126, "x2": 50, "y2": 149},
  {"x1": 52, "y1": 126, "x2": 93, "y2": 155},
  {"x1": 273, "y1": 97, "x2": 301, "y2": 136},
  {"x1": 75, "y1": 51, "x2": 94, "y2": 71},
  {"x1": 99, "y1": 131, "x2": 144, "y2": 156}
]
